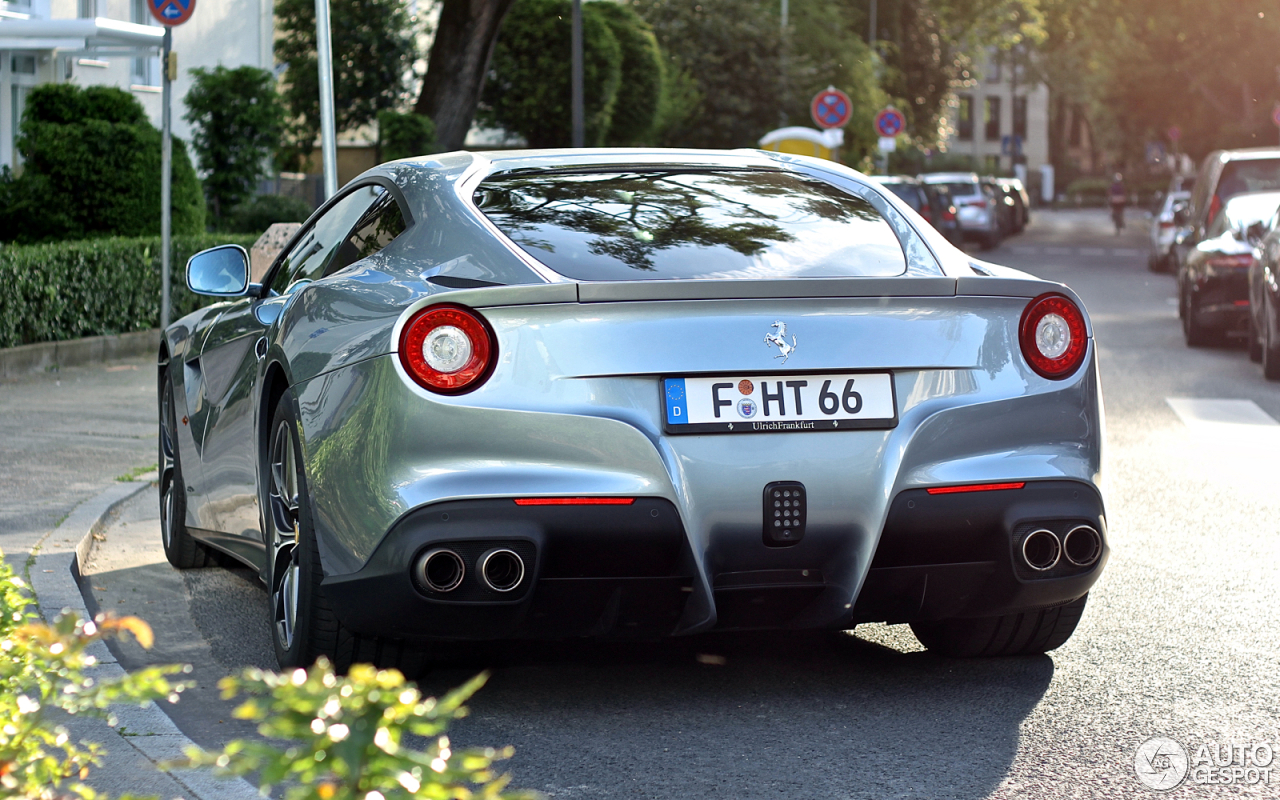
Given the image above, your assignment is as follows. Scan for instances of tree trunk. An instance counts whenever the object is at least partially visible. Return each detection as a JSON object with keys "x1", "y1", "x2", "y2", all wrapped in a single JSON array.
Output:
[{"x1": 415, "y1": 0, "x2": 518, "y2": 151}]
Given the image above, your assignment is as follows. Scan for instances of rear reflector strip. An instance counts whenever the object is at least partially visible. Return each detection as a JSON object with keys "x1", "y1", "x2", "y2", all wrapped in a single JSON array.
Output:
[
  {"x1": 926, "y1": 482, "x2": 1026, "y2": 495},
  {"x1": 513, "y1": 497, "x2": 636, "y2": 506}
]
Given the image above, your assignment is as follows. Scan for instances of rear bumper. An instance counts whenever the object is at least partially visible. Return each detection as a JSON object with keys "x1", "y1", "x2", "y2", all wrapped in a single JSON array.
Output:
[
  {"x1": 321, "y1": 480, "x2": 1107, "y2": 641},
  {"x1": 1191, "y1": 270, "x2": 1251, "y2": 331}
]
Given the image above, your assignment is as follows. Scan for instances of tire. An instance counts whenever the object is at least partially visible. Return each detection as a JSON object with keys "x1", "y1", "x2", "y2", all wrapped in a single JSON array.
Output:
[
  {"x1": 1182, "y1": 284, "x2": 1218, "y2": 347},
  {"x1": 1248, "y1": 311, "x2": 1263, "y2": 363},
  {"x1": 910, "y1": 594, "x2": 1089, "y2": 658},
  {"x1": 266, "y1": 392, "x2": 429, "y2": 674},
  {"x1": 159, "y1": 373, "x2": 212, "y2": 569},
  {"x1": 1263, "y1": 293, "x2": 1280, "y2": 381}
]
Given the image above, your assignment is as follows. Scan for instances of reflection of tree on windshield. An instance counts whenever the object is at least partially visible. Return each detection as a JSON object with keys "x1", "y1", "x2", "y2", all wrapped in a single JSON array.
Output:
[{"x1": 476, "y1": 170, "x2": 879, "y2": 272}]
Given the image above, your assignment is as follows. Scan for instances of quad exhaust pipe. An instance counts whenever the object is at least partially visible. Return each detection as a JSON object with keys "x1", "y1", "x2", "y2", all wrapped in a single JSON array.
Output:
[
  {"x1": 415, "y1": 548, "x2": 465, "y2": 593},
  {"x1": 479, "y1": 548, "x2": 525, "y2": 592},
  {"x1": 1062, "y1": 525, "x2": 1102, "y2": 567}
]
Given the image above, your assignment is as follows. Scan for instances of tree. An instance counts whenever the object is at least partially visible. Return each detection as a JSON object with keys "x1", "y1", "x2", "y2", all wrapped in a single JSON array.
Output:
[
  {"x1": 0, "y1": 84, "x2": 204, "y2": 244},
  {"x1": 378, "y1": 111, "x2": 436, "y2": 161},
  {"x1": 415, "y1": 0, "x2": 518, "y2": 152},
  {"x1": 275, "y1": 0, "x2": 417, "y2": 169},
  {"x1": 479, "y1": 0, "x2": 623, "y2": 148},
  {"x1": 184, "y1": 66, "x2": 284, "y2": 226},
  {"x1": 593, "y1": 3, "x2": 666, "y2": 146}
]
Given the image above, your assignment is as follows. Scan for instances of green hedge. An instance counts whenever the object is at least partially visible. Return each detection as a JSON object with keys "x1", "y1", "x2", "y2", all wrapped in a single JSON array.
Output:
[{"x1": 0, "y1": 234, "x2": 258, "y2": 349}]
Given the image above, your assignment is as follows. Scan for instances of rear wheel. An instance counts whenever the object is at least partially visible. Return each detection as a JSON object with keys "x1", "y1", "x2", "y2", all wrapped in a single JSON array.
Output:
[
  {"x1": 159, "y1": 374, "x2": 211, "y2": 569},
  {"x1": 1248, "y1": 311, "x2": 1263, "y2": 363},
  {"x1": 267, "y1": 393, "x2": 429, "y2": 674},
  {"x1": 1263, "y1": 293, "x2": 1280, "y2": 381},
  {"x1": 910, "y1": 595, "x2": 1088, "y2": 658},
  {"x1": 1182, "y1": 284, "x2": 1218, "y2": 347}
]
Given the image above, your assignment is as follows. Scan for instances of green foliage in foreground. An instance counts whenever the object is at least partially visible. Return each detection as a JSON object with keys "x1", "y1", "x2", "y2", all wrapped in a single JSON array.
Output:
[
  {"x1": 186, "y1": 661, "x2": 535, "y2": 800},
  {"x1": 0, "y1": 234, "x2": 259, "y2": 349},
  {"x1": 0, "y1": 549, "x2": 190, "y2": 799}
]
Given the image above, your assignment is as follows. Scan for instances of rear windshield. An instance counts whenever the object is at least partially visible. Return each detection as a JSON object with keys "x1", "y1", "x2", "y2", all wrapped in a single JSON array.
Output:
[
  {"x1": 1216, "y1": 159, "x2": 1280, "y2": 201},
  {"x1": 474, "y1": 169, "x2": 906, "y2": 281},
  {"x1": 933, "y1": 182, "x2": 980, "y2": 198}
]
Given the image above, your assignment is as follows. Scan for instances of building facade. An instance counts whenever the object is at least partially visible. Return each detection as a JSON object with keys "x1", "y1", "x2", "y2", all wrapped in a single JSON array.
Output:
[
  {"x1": 942, "y1": 49, "x2": 1049, "y2": 181},
  {"x1": 0, "y1": 0, "x2": 274, "y2": 170}
]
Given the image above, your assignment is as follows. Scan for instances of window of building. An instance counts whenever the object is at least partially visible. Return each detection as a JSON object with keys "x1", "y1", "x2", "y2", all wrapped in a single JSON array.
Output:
[
  {"x1": 131, "y1": 0, "x2": 158, "y2": 85},
  {"x1": 1013, "y1": 96, "x2": 1028, "y2": 140},
  {"x1": 11, "y1": 55, "x2": 37, "y2": 75},
  {"x1": 984, "y1": 97, "x2": 1001, "y2": 142},
  {"x1": 78, "y1": 0, "x2": 98, "y2": 17},
  {"x1": 956, "y1": 95, "x2": 973, "y2": 141}
]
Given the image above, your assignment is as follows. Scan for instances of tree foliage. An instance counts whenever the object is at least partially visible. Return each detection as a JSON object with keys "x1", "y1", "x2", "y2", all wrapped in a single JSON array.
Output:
[
  {"x1": 378, "y1": 111, "x2": 437, "y2": 162},
  {"x1": 593, "y1": 3, "x2": 666, "y2": 146},
  {"x1": 480, "y1": 0, "x2": 624, "y2": 147},
  {"x1": 0, "y1": 84, "x2": 204, "y2": 244},
  {"x1": 184, "y1": 65, "x2": 285, "y2": 225},
  {"x1": 275, "y1": 0, "x2": 418, "y2": 169}
]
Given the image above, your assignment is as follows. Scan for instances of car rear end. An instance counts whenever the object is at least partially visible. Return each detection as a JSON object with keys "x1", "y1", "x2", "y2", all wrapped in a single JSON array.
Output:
[
  {"x1": 921, "y1": 172, "x2": 1001, "y2": 248},
  {"x1": 304, "y1": 155, "x2": 1106, "y2": 644}
]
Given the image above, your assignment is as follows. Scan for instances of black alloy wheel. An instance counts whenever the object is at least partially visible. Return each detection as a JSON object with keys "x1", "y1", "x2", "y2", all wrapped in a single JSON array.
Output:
[
  {"x1": 265, "y1": 393, "x2": 429, "y2": 673},
  {"x1": 159, "y1": 374, "x2": 210, "y2": 569},
  {"x1": 910, "y1": 594, "x2": 1089, "y2": 658},
  {"x1": 1263, "y1": 292, "x2": 1280, "y2": 381}
]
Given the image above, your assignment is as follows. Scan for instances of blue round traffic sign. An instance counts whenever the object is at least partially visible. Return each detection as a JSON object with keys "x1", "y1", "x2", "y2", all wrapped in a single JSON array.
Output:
[
  {"x1": 148, "y1": 0, "x2": 196, "y2": 26},
  {"x1": 874, "y1": 108, "x2": 905, "y2": 138},
  {"x1": 810, "y1": 88, "x2": 853, "y2": 130}
]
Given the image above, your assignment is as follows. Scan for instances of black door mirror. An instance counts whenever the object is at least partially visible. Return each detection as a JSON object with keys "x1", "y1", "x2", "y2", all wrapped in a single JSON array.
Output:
[{"x1": 186, "y1": 245, "x2": 252, "y2": 297}]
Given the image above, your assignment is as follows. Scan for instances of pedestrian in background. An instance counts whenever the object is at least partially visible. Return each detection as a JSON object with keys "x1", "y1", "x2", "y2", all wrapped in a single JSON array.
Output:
[{"x1": 1109, "y1": 173, "x2": 1127, "y2": 234}]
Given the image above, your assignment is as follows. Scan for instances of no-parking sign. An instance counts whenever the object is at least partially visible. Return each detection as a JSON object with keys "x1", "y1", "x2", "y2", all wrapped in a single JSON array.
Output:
[
  {"x1": 810, "y1": 87, "x2": 853, "y2": 130},
  {"x1": 874, "y1": 107, "x2": 905, "y2": 138},
  {"x1": 148, "y1": 0, "x2": 195, "y2": 26}
]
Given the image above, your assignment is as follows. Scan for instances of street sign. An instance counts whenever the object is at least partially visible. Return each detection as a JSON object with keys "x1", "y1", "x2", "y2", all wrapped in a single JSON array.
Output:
[
  {"x1": 1167, "y1": 125, "x2": 1182, "y2": 142},
  {"x1": 874, "y1": 107, "x2": 905, "y2": 138},
  {"x1": 148, "y1": 0, "x2": 195, "y2": 26},
  {"x1": 810, "y1": 87, "x2": 853, "y2": 130},
  {"x1": 877, "y1": 136, "x2": 896, "y2": 153}
]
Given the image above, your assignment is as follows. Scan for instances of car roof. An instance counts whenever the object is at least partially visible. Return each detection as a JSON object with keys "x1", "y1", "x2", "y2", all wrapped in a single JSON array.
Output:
[
  {"x1": 1214, "y1": 147, "x2": 1280, "y2": 163},
  {"x1": 918, "y1": 172, "x2": 980, "y2": 183}
]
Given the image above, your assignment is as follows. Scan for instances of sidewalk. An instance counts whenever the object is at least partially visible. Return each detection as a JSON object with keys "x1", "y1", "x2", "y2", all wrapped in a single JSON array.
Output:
[{"x1": 28, "y1": 481, "x2": 261, "y2": 800}]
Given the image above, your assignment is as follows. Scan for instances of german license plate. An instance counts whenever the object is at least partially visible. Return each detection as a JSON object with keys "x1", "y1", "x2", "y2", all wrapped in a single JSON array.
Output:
[{"x1": 662, "y1": 373, "x2": 897, "y2": 434}]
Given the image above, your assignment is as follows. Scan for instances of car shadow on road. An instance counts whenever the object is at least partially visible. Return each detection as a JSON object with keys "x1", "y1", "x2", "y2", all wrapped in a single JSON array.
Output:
[{"x1": 416, "y1": 630, "x2": 1055, "y2": 799}]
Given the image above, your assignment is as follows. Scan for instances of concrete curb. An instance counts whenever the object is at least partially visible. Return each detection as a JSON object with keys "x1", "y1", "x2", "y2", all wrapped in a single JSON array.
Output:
[
  {"x1": 29, "y1": 482, "x2": 260, "y2": 800},
  {"x1": 0, "y1": 329, "x2": 160, "y2": 380}
]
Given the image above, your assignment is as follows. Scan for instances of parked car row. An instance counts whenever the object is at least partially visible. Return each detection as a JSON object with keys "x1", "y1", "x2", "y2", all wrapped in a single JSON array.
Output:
[
  {"x1": 1158, "y1": 147, "x2": 1280, "y2": 380},
  {"x1": 871, "y1": 173, "x2": 1031, "y2": 251}
]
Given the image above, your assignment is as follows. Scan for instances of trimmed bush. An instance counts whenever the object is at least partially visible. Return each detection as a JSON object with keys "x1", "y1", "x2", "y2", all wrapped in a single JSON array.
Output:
[
  {"x1": 594, "y1": 2, "x2": 665, "y2": 146},
  {"x1": 222, "y1": 194, "x2": 314, "y2": 234},
  {"x1": 0, "y1": 234, "x2": 258, "y2": 349},
  {"x1": 378, "y1": 110, "x2": 437, "y2": 162},
  {"x1": 0, "y1": 84, "x2": 205, "y2": 244}
]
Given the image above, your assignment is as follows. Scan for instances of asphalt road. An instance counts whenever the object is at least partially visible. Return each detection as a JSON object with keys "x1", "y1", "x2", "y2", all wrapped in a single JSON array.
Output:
[{"x1": 37, "y1": 208, "x2": 1280, "y2": 798}]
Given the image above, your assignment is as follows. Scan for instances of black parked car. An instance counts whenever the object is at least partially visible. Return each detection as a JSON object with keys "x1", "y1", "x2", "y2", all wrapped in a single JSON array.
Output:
[
  {"x1": 1179, "y1": 191, "x2": 1280, "y2": 346},
  {"x1": 1174, "y1": 147, "x2": 1280, "y2": 276},
  {"x1": 1248, "y1": 205, "x2": 1280, "y2": 379},
  {"x1": 869, "y1": 175, "x2": 962, "y2": 246}
]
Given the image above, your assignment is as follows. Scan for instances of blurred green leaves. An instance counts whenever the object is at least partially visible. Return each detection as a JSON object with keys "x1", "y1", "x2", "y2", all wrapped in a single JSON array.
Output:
[
  {"x1": 0, "y1": 548, "x2": 190, "y2": 800},
  {"x1": 186, "y1": 660, "x2": 535, "y2": 800}
]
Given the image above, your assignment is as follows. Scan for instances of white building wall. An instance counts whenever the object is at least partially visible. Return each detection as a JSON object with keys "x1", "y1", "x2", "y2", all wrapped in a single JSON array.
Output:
[
  {"x1": 1, "y1": 0, "x2": 273, "y2": 168},
  {"x1": 942, "y1": 50, "x2": 1050, "y2": 175}
]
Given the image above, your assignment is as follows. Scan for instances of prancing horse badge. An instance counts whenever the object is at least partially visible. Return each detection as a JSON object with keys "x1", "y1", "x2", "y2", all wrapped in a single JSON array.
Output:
[{"x1": 765, "y1": 320, "x2": 797, "y2": 363}]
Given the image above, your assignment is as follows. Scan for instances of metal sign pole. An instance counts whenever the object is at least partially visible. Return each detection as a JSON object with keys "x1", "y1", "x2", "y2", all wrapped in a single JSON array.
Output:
[
  {"x1": 315, "y1": 0, "x2": 338, "y2": 199},
  {"x1": 160, "y1": 26, "x2": 173, "y2": 330},
  {"x1": 570, "y1": 0, "x2": 584, "y2": 148}
]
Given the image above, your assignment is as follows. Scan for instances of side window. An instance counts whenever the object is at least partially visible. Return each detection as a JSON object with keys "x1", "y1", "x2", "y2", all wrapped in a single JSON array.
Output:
[
  {"x1": 266, "y1": 185, "x2": 386, "y2": 295},
  {"x1": 321, "y1": 191, "x2": 408, "y2": 278}
]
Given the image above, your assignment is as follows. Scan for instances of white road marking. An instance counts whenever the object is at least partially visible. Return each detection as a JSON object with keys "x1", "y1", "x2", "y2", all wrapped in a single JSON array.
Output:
[
  {"x1": 1045, "y1": 246, "x2": 1073, "y2": 255},
  {"x1": 1080, "y1": 247, "x2": 1107, "y2": 256},
  {"x1": 1112, "y1": 248, "x2": 1143, "y2": 256},
  {"x1": 1165, "y1": 399, "x2": 1280, "y2": 495}
]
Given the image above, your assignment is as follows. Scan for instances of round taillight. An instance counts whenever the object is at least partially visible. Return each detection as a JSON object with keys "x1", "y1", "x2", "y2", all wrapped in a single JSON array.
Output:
[
  {"x1": 1018, "y1": 293, "x2": 1088, "y2": 380},
  {"x1": 398, "y1": 304, "x2": 495, "y2": 393}
]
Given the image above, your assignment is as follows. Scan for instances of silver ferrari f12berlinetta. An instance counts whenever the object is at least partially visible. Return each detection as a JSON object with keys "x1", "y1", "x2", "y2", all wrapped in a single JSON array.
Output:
[{"x1": 159, "y1": 148, "x2": 1107, "y2": 670}]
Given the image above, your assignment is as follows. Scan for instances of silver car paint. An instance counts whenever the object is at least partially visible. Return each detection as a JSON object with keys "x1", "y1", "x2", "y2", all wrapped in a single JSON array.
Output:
[{"x1": 165, "y1": 149, "x2": 1105, "y2": 633}]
